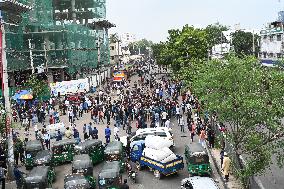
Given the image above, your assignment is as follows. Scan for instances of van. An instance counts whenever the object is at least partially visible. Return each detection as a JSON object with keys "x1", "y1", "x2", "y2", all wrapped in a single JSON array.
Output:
[{"x1": 181, "y1": 177, "x2": 219, "y2": 189}]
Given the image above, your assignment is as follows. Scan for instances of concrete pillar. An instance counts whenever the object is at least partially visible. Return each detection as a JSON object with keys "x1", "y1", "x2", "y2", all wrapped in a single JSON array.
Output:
[
  {"x1": 47, "y1": 71, "x2": 54, "y2": 83},
  {"x1": 8, "y1": 73, "x2": 15, "y2": 87},
  {"x1": 71, "y1": 0, "x2": 77, "y2": 23},
  {"x1": 60, "y1": 69, "x2": 64, "y2": 82}
]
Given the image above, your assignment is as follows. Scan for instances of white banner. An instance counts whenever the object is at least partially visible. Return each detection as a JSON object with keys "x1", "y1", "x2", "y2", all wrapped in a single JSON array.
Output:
[{"x1": 50, "y1": 78, "x2": 90, "y2": 96}]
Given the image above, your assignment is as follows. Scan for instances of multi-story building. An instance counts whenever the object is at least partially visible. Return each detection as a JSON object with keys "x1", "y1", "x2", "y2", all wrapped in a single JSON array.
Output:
[
  {"x1": 4, "y1": 0, "x2": 114, "y2": 88},
  {"x1": 120, "y1": 32, "x2": 136, "y2": 47},
  {"x1": 259, "y1": 11, "x2": 284, "y2": 66},
  {"x1": 259, "y1": 21, "x2": 284, "y2": 66}
]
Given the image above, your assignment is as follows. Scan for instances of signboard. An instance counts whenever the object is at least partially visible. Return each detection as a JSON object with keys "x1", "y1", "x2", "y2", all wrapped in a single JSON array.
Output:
[
  {"x1": 260, "y1": 27, "x2": 283, "y2": 35},
  {"x1": 113, "y1": 71, "x2": 125, "y2": 82},
  {"x1": 50, "y1": 78, "x2": 90, "y2": 96}
]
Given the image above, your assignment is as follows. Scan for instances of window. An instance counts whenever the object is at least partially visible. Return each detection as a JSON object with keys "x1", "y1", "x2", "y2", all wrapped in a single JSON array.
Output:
[
  {"x1": 263, "y1": 35, "x2": 267, "y2": 40},
  {"x1": 277, "y1": 53, "x2": 282, "y2": 58},
  {"x1": 269, "y1": 53, "x2": 274, "y2": 58},
  {"x1": 111, "y1": 46, "x2": 115, "y2": 50},
  {"x1": 277, "y1": 35, "x2": 282, "y2": 41},
  {"x1": 111, "y1": 56, "x2": 114, "y2": 60},
  {"x1": 270, "y1": 35, "x2": 274, "y2": 42},
  {"x1": 154, "y1": 132, "x2": 167, "y2": 137}
]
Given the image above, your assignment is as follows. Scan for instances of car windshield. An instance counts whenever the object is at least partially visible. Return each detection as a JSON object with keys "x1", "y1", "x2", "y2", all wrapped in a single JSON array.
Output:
[{"x1": 65, "y1": 178, "x2": 89, "y2": 187}]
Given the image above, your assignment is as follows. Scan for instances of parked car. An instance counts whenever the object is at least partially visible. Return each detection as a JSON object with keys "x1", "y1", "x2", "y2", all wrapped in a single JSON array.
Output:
[{"x1": 181, "y1": 176, "x2": 219, "y2": 189}]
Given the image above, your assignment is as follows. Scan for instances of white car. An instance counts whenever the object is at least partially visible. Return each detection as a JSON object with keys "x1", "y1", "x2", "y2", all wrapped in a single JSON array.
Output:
[
  {"x1": 181, "y1": 177, "x2": 219, "y2": 189},
  {"x1": 121, "y1": 127, "x2": 174, "y2": 147}
]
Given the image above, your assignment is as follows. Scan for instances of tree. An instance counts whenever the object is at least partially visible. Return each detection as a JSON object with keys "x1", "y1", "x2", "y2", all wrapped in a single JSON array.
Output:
[
  {"x1": 128, "y1": 39, "x2": 153, "y2": 55},
  {"x1": 25, "y1": 75, "x2": 49, "y2": 99},
  {"x1": 181, "y1": 54, "x2": 284, "y2": 185},
  {"x1": 152, "y1": 25, "x2": 208, "y2": 72},
  {"x1": 232, "y1": 30, "x2": 260, "y2": 57},
  {"x1": 205, "y1": 22, "x2": 229, "y2": 49}
]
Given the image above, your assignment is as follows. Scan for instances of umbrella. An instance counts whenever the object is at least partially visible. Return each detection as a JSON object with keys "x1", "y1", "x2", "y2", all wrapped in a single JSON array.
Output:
[{"x1": 12, "y1": 90, "x2": 33, "y2": 100}]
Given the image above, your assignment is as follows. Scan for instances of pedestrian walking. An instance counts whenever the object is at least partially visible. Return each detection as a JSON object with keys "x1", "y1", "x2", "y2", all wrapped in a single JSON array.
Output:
[
  {"x1": 105, "y1": 125, "x2": 111, "y2": 144},
  {"x1": 56, "y1": 130, "x2": 63, "y2": 141},
  {"x1": 190, "y1": 122, "x2": 195, "y2": 142},
  {"x1": 179, "y1": 115, "x2": 185, "y2": 133},
  {"x1": 43, "y1": 131, "x2": 50, "y2": 150},
  {"x1": 199, "y1": 128, "x2": 206, "y2": 147},
  {"x1": 91, "y1": 127, "x2": 98, "y2": 139},
  {"x1": 222, "y1": 152, "x2": 231, "y2": 182},
  {"x1": 65, "y1": 127, "x2": 73, "y2": 139},
  {"x1": 114, "y1": 125, "x2": 120, "y2": 141},
  {"x1": 0, "y1": 166, "x2": 6, "y2": 189}
]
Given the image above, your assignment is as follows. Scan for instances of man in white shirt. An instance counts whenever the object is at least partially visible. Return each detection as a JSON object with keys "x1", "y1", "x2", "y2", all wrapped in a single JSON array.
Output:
[
  {"x1": 114, "y1": 125, "x2": 120, "y2": 141},
  {"x1": 165, "y1": 119, "x2": 171, "y2": 128},
  {"x1": 161, "y1": 111, "x2": 168, "y2": 127}
]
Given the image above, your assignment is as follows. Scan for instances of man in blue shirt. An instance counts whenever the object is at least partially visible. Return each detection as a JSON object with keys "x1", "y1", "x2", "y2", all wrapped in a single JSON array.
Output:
[{"x1": 105, "y1": 125, "x2": 111, "y2": 144}]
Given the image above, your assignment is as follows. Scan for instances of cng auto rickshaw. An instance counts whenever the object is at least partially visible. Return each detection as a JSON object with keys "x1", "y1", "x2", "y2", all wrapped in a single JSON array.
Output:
[
  {"x1": 74, "y1": 139, "x2": 104, "y2": 165},
  {"x1": 104, "y1": 141, "x2": 125, "y2": 172},
  {"x1": 52, "y1": 139, "x2": 76, "y2": 165},
  {"x1": 23, "y1": 166, "x2": 55, "y2": 189},
  {"x1": 64, "y1": 173, "x2": 96, "y2": 189},
  {"x1": 98, "y1": 161, "x2": 122, "y2": 189},
  {"x1": 25, "y1": 140, "x2": 43, "y2": 169},
  {"x1": 34, "y1": 150, "x2": 53, "y2": 166},
  {"x1": 184, "y1": 143, "x2": 211, "y2": 176},
  {"x1": 72, "y1": 154, "x2": 93, "y2": 177}
]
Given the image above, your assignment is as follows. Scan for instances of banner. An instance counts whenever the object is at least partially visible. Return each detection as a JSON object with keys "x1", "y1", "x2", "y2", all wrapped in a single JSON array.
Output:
[{"x1": 50, "y1": 78, "x2": 90, "y2": 96}]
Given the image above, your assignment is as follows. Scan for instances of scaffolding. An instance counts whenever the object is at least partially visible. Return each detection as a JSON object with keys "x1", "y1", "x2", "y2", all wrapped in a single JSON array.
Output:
[{"x1": 4, "y1": 0, "x2": 111, "y2": 78}]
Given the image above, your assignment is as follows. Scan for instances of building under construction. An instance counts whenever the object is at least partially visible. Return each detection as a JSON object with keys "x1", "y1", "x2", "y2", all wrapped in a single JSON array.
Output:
[{"x1": 3, "y1": 0, "x2": 114, "y2": 87}]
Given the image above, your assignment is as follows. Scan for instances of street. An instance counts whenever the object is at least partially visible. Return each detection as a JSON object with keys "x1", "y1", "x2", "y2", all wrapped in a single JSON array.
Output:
[{"x1": 7, "y1": 68, "x2": 223, "y2": 189}]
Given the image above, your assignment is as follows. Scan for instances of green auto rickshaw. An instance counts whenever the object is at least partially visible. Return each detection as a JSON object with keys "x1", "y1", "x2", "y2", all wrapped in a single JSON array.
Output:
[
  {"x1": 23, "y1": 166, "x2": 55, "y2": 189},
  {"x1": 184, "y1": 143, "x2": 211, "y2": 176},
  {"x1": 104, "y1": 141, "x2": 125, "y2": 172},
  {"x1": 72, "y1": 154, "x2": 93, "y2": 177},
  {"x1": 74, "y1": 139, "x2": 104, "y2": 165},
  {"x1": 98, "y1": 161, "x2": 122, "y2": 189},
  {"x1": 64, "y1": 173, "x2": 96, "y2": 189},
  {"x1": 25, "y1": 140, "x2": 43, "y2": 169},
  {"x1": 34, "y1": 150, "x2": 53, "y2": 166},
  {"x1": 52, "y1": 139, "x2": 76, "y2": 165}
]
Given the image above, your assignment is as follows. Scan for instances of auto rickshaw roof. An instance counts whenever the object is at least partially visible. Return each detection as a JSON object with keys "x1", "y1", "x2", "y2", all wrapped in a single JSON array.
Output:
[
  {"x1": 34, "y1": 150, "x2": 52, "y2": 163},
  {"x1": 25, "y1": 140, "x2": 43, "y2": 151},
  {"x1": 186, "y1": 143, "x2": 207, "y2": 155},
  {"x1": 104, "y1": 141, "x2": 123, "y2": 154},
  {"x1": 64, "y1": 174, "x2": 90, "y2": 189},
  {"x1": 75, "y1": 139, "x2": 102, "y2": 151},
  {"x1": 25, "y1": 166, "x2": 49, "y2": 183},
  {"x1": 53, "y1": 139, "x2": 77, "y2": 147},
  {"x1": 99, "y1": 161, "x2": 121, "y2": 178},
  {"x1": 72, "y1": 154, "x2": 93, "y2": 170}
]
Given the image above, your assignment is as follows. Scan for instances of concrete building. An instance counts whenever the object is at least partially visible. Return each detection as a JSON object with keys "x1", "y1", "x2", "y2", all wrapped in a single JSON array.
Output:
[
  {"x1": 120, "y1": 32, "x2": 136, "y2": 47},
  {"x1": 109, "y1": 41, "x2": 122, "y2": 65},
  {"x1": 259, "y1": 21, "x2": 284, "y2": 66}
]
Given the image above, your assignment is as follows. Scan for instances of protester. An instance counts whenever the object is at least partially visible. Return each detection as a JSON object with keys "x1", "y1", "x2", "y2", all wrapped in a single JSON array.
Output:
[{"x1": 222, "y1": 152, "x2": 231, "y2": 182}]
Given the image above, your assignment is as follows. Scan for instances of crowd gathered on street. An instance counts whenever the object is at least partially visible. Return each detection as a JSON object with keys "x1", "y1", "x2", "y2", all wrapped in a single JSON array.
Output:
[{"x1": 0, "y1": 61, "x2": 233, "y2": 188}]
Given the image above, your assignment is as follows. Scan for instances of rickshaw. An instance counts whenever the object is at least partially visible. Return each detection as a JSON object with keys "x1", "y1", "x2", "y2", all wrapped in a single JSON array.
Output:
[
  {"x1": 64, "y1": 173, "x2": 96, "y2": 189},
  {"x1": 34, "y1": 150, "x2": 53, "y2": 166},
  {"x1": 52, "y1": 139, "x2": 76, "y2": 165},
  {"x1": 74, "y1": 139, "x2": 104, "y2": 165},
  {"x1": 104, "y1": 141, "x2": 125, "y2": 172},
  {"x1": 184, "y1": 143, "x2": 211, "y2": 176},
  {"x1": 23, "y1": 166, "x2": 55, "y2": 189},
  {"x1": 25, "y1": 140, "x2": 43, "y2": 169},
  {"x1": 98, "y1": 161, "x2": 122, "y2": 189},
  {"x1": 72, "y1": 154, "x2": 93, "y2": 177}
]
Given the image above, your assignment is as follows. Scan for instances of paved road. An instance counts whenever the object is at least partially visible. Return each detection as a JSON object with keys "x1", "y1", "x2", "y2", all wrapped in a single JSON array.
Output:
[{"x1": 7, "y1": 67, "x2": 223, "y2": 189}]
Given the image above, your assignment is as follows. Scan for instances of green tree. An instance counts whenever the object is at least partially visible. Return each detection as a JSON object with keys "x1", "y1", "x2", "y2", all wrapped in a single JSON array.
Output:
[
  {"x1": 152, "y1": 25, "x2": 208, "y2": 72},
  {"x1": 181, "y1": 54, "x2": 284, "y2": 185},
  {"x1": 232, "y1": 30, "x2": 260, "y2": 57},
  {"x1": 25, "y1": 75, "x2": 49, "y2": 99},
  {"x1": 205, "y1": 22, "x2": 229, "y2": 49},
  {"x1": 129, "y1": 39, "x2": 153, "y2": 55}
]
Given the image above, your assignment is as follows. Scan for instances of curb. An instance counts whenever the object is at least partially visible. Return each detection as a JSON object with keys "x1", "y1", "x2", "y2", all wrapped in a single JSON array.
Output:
[{"x1": 206, "y1": 145, "x2": 229, "y2": 189}]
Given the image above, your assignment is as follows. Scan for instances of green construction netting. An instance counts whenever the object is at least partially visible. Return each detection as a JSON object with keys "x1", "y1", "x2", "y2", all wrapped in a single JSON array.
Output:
[{"x1": 4, "y1": 0, "x2": 109, "y2": 73}]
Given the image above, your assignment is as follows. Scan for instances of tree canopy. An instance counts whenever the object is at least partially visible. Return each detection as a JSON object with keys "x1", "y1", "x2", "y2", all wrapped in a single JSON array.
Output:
[
  {"x1": 232, "y1": 31, "x2": 260, "y2": 57},
  {"x1": 128, "y1": 39, "x2": 153, "y2": 56}
]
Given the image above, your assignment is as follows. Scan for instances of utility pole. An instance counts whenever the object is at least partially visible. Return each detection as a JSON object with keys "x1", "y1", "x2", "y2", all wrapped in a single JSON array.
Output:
[
  {"x1": 1, "y1": 22, "x2": 14, "y2": 179},
  {"x1": 28, "y1": 39, "x2": 35, "y2": 74}
]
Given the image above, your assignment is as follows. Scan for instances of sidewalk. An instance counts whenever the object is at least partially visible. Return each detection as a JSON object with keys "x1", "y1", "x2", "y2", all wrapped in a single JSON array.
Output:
[{"x1": 209, "y1": 148, "x2": 243, "y2": 189}]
